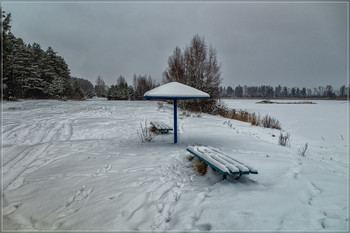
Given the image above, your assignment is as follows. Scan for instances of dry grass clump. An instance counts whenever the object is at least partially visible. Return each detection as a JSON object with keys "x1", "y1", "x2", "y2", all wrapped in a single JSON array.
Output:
[
  {"x1": 230, "y1": 109, "x2": 249, "y2": 122},
  {"x1": 279, "y1": 132, "x2": 291, "y2": 147},
  {"x1": 298, "y1": 143, "x2": 308, "y2": 157},
  {"x1": 195, "y1": 159, "x2": 208, "y2": 176},
  {"x1": 187, "y1": 155, "x2": 195, "y2": 161},
  {"x1": 250, "y1": 112, "x2": 261, "y2": 126},
  {"x1": 137, "y1": 121, "x2": 157, "y2": 142},
  {"x1": 150, "y1": 126, "x2": 160, "y2": 134},
  {"x1": 215, "y1": 104, "x2": 281, "y2": 130},
  {"x1": 261, "y1": 114, "x2": 281, "y2": 130},
  {"x1": 180, "y1": 111, "x2": 191, "y2": 117},
  {"x1": 157, "y1": 102, "x2": 164, "y2": 109}
]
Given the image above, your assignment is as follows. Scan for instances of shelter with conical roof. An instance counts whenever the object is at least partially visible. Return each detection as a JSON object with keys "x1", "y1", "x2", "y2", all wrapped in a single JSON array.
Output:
[{"x1": 144, "y1": 82, "x2": 210, "y2": 143}]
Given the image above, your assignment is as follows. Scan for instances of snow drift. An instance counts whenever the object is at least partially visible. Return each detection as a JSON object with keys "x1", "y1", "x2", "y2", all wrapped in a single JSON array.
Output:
[{"x1": 2, "y1": 99, "x2": 348, "y2": 231}]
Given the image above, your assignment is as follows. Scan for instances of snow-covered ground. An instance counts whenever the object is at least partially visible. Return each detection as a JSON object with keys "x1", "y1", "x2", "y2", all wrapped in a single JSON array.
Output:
[{"x1": 1, "y1": 99, "x2": 349, "y2": 231}]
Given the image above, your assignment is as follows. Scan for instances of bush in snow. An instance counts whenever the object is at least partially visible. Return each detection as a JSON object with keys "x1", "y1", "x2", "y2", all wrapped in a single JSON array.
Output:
[
  {"x1": 249, "y1": 112, "x2": 261, "y2": 126},
  {"x1": 261, "y1": 114, "x2": 281, "y2": 130},
  {"x1": 298, "y1": 143, "x2": 308, "y2": 157},
  {"x1": 180, "y1": 111, "x2": 191, "y2": 118},
  {"x1": 217, "y1": 103, "x2": 277, "y2": 130},
  {"x1": 157, "y1": 102, "x2": 164, "y2": 109},
  {"x1": 279, "y1": 132, "x2": 291, "y2": 147},
  {"x1": 137, "y1": 121, "x2": 156, "y2": 142}
]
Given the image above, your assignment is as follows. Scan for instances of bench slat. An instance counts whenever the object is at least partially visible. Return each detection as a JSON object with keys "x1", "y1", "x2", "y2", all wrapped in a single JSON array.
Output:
[
  {"x1": 150, "y1": 121, "x2": 173, "y2": 132},
  {"x1": 187, "y1": 146, "x2": 258, "y2": 177},
  {"x1": 187, "y1": 147, "x2": 229, "y2": 175},
  {"x1": 196, "y1": 147, "x2": 239, "y2": 175},
  {"x1": 207, "y1": 146, "x2": 257, "y2": 174}
]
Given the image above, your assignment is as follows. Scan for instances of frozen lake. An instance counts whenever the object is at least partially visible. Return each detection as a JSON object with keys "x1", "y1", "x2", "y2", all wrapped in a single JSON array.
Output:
[
  {"x1": 223, "y1": 99, "x2": 348, "y2": 146},
  {"x1": 2, "y1": 99, "x2": 348, "y2": 231}
]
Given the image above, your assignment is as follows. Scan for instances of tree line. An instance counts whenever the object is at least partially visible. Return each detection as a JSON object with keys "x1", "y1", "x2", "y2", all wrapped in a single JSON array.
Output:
[
  {"x1": 220, "y1": 85, "x2": 349, "y2": 99},
  {"x1": 104, "y1": 74, "x2": 157, "y2": 100}
]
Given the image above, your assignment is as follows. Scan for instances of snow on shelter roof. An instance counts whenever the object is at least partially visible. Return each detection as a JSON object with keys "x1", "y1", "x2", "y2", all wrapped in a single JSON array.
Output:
[{"x1": 144, "y1": 82, "x2": 210, "y2": 99}]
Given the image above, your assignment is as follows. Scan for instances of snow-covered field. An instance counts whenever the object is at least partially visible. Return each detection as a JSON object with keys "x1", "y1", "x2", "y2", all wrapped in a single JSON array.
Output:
[{"x1": 1, "y1": 99, "x2": 349, "y2": 231}]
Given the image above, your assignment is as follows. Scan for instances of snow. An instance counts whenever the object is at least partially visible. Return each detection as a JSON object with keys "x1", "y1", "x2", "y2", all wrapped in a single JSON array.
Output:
[
  {"x1": 144, "y1": 82, "x2": 210, "y2": 99},
  {"x1": 2, "y1": 99, "x2": 348, "y2": 231}
]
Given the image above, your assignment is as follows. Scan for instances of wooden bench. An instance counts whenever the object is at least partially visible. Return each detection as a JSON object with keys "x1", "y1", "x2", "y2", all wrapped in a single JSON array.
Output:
[
  {"x1": 150, "y1": 121, "x2": 173, "y2": 134},
  {"x1": 186, "y1": 146, "x2": 258, "y2": 179}
]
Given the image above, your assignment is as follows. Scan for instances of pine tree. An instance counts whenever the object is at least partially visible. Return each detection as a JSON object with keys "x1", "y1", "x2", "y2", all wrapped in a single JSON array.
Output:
[
  {"x1": 48, "y1": 76, "x2": 65, "y2": 99},
  {"x1": 226, "y1": 86, "x2": 234, "y2": 97},
  {"x1": 282, "y1": 86, "x2": 289, "y2": 97},
  {"x1": 235, "y1": 85, "x2": 243, "y2": 97},
  {"x1": 41, "y1": 47, "x2": 58, "y2": 83},
  {"x1": 325, "y1": 85, "x2": 336, "y2": 98},
  {"x1": 339, "y1": 85, "x2": 346, "y2": 97},
  {"x1": 2, "y1": 10, "x2": 14, "y2": 99},
  {"x1": 128, "y1": 85, "x2": 135, "y2": 100},
  {"x1": 275, "y1": 85, "x2": 282, "y2": 98},
  {"x1": 7, "y1": 37, "x2": 36, "y2": 98},
  {"x1": 70, "y1": 79, "x2": 85, "y2": 100},
  {"x1": 116, "y1": 76, "x2": 129, "y2": 100},
  {"x1": 22, "y1": 43, "x2": 47, "y2": 98},
  {"x1": 2, "y1": 9, "x2": 85, "y2": 100},
  {"x1": 73, "y1": 77, "x2": 95, "y2": 98},
  {"x1": 107, "y1": 76, "x2": 131, "y2": 100}
]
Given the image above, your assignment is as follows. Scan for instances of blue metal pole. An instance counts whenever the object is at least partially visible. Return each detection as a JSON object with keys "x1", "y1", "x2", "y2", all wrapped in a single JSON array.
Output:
[{"x1": 174, "y1": 99, "x2": 177, "y2": 143}]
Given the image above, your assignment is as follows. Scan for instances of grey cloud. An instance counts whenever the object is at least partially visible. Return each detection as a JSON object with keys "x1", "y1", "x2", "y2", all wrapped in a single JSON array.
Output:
[{"x1": 4, "y1": 2, "x2": 347, "y2": 88}]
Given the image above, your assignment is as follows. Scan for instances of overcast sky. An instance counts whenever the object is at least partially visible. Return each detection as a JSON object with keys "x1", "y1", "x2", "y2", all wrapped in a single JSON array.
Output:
[{"x1": 3, "y1": 1, "x2": 348, "y2": 88}]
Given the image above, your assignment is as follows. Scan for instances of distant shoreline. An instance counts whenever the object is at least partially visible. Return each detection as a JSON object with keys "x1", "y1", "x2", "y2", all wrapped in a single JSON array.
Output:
[
  {"x1": 220, "y1": 97, "x2": 348, "y2": 101},
  {"x1": 256, "y1": 100, "x2": 316, "y2": 104}
]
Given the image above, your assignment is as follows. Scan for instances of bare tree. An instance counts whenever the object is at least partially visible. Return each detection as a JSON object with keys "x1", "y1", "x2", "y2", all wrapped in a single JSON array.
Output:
[
  {"x1": 163, "y1": 35, "x2": 222, "y2": 112},
  {"x1": 133, "y1": 74, "x2": 157, "y2": 100},
  {"x1": 117, "y1": 75, "x2": 127, "y2": 86},
  {"x1": 95, "y1": 76, "x2": 107, "y2": 97},
  {"x1": 162, "y1": 47, "x2": 185, "y2": 84}
]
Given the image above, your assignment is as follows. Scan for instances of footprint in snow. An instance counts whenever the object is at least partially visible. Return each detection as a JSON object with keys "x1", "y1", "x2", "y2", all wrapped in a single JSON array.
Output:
[
  {"x1": 95, "y1": 164, "x2": 112, "y2": 176},
  {"x1": 108, "y1": 192, "x2": 123, "y2": 200},
  {"x1": 57, "y1": 185, "x2": 93, "y2": 219},
  {"x1": 74, "y1": 185, "x2": 93, "y2": 201},
  {"x1": 286, "y1": 163, "x2": 301, "y2": 180},
  {"x1": 3, "y1": 202, "x2": 22, "y2": 215},
  {"x1": 7, "y1": 177, "x2": 25, "y2": 190},
  {"x1": 307, "y1": 182, "x2": 323, "y2": 206},
  {"x1": 196, "y1": 223, "x2": 212, "y2": 231}
]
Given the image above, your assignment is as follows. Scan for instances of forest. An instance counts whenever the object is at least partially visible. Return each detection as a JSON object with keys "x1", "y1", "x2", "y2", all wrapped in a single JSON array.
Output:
[
  {"x1": 2, "y1": 11, "x2": 85, "y2": 100},
  {"x1": 220, "y1": 84, "x2": 349, "y2": 99}
]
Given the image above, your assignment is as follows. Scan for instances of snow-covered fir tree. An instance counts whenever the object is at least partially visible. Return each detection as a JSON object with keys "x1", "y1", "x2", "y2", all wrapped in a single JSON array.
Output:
[{"x1": 2, "y1": 10, "x2": 87, "y2": 100}]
